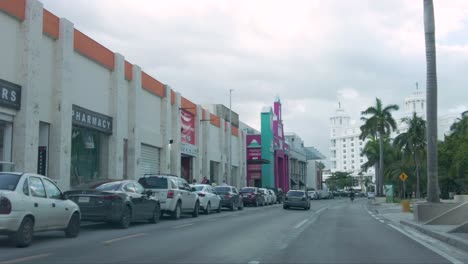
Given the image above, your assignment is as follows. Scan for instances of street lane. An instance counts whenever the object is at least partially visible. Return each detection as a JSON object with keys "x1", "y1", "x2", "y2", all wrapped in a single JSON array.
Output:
[{"x1": 0, "y1": 199, "x2": 453, "y2": 264}]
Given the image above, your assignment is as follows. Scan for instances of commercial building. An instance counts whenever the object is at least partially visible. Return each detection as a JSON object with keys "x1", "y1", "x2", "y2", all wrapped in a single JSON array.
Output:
[
  {"x1": 304, "y1": 147, "x2": 326, "y2": 190},
  {"x1": 0, "y1": 0, "x2": 246, "y2": 190},
  {"x1": 285, "y1": 133, "x2": 307, "y2": 190}
]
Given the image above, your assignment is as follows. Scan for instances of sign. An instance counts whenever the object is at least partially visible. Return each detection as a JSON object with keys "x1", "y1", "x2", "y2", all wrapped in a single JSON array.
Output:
[
  {"x1": 0, "y1": 79, "x2": 21, "y2": 110},
  {"x1": 399, "y1": 172, "x2": 408, "y2": 182},
  {"x1": 37, "y1": 146, "x2": 47, "y2": 176},
  {"x1": 247, "y1": 148, "x2": 262, "y2": 161},
  {"x1": 181, "y1": 142, "x2": 198, "y2": 157},
  {"x1": 181, "y1": 110, "x2": 195, "y2": 144},
  {"x1": 72, "y1": 105, "x2": 113, "y2": 134}
]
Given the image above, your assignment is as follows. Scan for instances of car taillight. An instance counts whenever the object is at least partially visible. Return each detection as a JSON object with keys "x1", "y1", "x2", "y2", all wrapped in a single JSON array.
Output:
[
  {"x1": 225, "y1": 194, "x2": 232, "y2": 198},
  {"x1": 198, "y1": 193, "x2": 205, "y2": 197},
  {"x1": 0, "y1": 197, "x2": 12, "y2": 214},
  {"x1": 167, "y1": 191, "x2": 175, "y2": 199}
]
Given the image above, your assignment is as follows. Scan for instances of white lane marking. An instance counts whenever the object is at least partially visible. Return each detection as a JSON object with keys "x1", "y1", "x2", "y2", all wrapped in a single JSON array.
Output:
[
  {"x1": 315, "y1": 207, "x2": 328, "y2": 214},
  {"x1": 388, "y1": 224, "x2": 462, "y2": 264},
  {"x1": 294, "y1": 219, "x2": 308, "y2": 229},
  {"x1": 102, "y1": 233, "x2": 145, "y2": 244},
  {"x1": 379, "y1": 220, "x2": 385, "y2": 223},
  {"x1": 367, "y1": 210, "x2": 373, "y2": 214},
  {"x1": 171, "y1": 223, "x2": 194, "y2": 229},
  {"x1": 248, "y1": 261, "x2": 260, "y2": 264},
  {"x1": 0, "y1": 253, "x2": 51, "y2": 264}
]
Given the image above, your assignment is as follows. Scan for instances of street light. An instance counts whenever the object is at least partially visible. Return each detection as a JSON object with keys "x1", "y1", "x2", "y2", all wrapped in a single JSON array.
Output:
[{"x1": 228, "y1": 89, "x2": 233, "y2": 186}]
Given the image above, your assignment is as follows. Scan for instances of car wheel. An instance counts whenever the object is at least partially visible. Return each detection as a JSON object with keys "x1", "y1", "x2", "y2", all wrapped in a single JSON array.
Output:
[
  {"x1": 216, "y1": 202, "x2": 221, "y2": 213},
  {"x1": 283, "y1": 205, "x2": 289, "y2": 210},
  {"x1": 119, "y1": 206, "x2": 132, "y2": 229},
  {"x1": 238, "y1": 201, "x2": 243, "y2": 210},
  {"x1": 11, "y1": 216, "x2": 34, "y2": 248},
  {"x1": 205, "y1": 202, "x2": 211, "y2": 215},
  {"x1": 192, "y1": 201, "x2": 200, "y2": 217},
  {"x1": 255, "y1": 200, "x2": 259, "y2": 207},
  {"x1": 172, "y1": 202, "x2": 182, "y2": 220},
  {"x1": 65, "y1": 213, "x2": 80, "y2": 238},
  {"x1": 230, "y1": 202, "x2": 235, "y2": 211},
  {"x1": 149, "y1": 204, "x2": 161, "y2": 224}
]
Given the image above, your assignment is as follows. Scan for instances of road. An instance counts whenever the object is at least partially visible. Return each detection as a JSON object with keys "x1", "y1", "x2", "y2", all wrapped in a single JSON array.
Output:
[{"x1": 0, "y1": 198, "x2": 453, "y2": 264}]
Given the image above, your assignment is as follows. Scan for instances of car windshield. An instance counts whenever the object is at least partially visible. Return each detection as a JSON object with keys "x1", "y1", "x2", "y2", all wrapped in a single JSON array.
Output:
[
  {"x1": 214, "y1": 187, "x2": 231, "y2": 193},
  {"x1": 287, "y1": 191, "x2": 305, "y2": 197},
  {"x1": 0, "y1": 173, "x2": 21, "y2": 191},
  {"x1": 240, "y1": 187, "x2": 255, "y2": 193},
  {"x1": 138, "y1": 177, "x2": 168, "y2": 189},
  {"x1": 194, "y1": 186, "x2": 204, "y2": 191},
  {"x1": 95, "y1": 181, "x2": 122, "y2": 191}
]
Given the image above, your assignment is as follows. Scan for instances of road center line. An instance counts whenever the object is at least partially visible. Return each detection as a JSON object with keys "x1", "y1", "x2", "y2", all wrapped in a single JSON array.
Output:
[
  {"x1": 172, "y1": 223, "x2": 194, "y2": 229},
  {"x1": 248, "y1": 261, "x2": 260, "y2": 264},
  {"x1": 0, "y1": 253, "x2": 51, "y2": 264},
  {"x1": 294, "y1": 219, "x2": 308, "y2": 229},
  {"x1": 102, "y1": 233, "x2": 145, "y2": 244},
  {"x1": 315, "y1": 207, "x2": 328, "y2": 214},
  {"x1": 379, "y1": 220, "x2": 385, "y2": 223}
]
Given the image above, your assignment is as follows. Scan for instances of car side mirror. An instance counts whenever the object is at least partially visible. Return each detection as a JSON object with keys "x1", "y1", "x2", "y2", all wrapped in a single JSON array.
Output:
[
  {"x1": 191, "y1": 187, "x2": 197, "y2": 192},
  {"x1": 145, "y1": 190, "x2": 153, "y2": 196},
  {"x1": 61, "y1": 193, "x2": 69, "y2": 200}
]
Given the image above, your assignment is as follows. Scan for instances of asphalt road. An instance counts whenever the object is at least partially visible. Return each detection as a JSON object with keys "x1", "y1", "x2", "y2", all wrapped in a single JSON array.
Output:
[{"x1": 0, "y1": 198, "x2": 452, "y2": 264}]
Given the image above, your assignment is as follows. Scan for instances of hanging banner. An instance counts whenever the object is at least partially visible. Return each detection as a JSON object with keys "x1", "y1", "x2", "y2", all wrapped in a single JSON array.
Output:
[{"x1": 181, "y1": 110, "x2": 195, "y2": 145}]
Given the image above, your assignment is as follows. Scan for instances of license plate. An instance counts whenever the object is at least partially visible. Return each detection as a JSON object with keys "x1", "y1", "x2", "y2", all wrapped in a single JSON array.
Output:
[{"x1": 78, "y1": 197, "x2": 90, "y2": 203}]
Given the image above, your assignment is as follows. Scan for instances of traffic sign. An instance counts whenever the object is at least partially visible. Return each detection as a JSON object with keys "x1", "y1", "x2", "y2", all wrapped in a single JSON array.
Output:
[{"x1": 399, "y1": 172, "x2": 408, "y2": 181}]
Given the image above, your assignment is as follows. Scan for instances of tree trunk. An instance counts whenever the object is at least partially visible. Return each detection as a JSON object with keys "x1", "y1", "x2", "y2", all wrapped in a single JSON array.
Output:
[
  {"x1": 414, "y1": 151, "x2": 421, "y2": 199},
  {"x1": 379, "y1": 135, "x2": 384, "y2": 196},
  {"x1": 374, "y1": 163, "x2": 379, "y2": 196},
  {"x1": 424, "y1": 0, "x2": 440, "y2": 203}
]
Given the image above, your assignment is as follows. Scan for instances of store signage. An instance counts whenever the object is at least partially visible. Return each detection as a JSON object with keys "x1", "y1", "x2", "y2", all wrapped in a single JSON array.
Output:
[
  {"x1": 72, "y1": 105, "x2": 113, "y2": 134},
  {"x1": 37, "y1": 146, "x2": 47, "y2": 176},
  {"x1": 181, "y1": 142, "x2": 198, "y2": 157},
  {"x1": 181, "y1": 110, "x2": 195, "y2": 144},
  {"x1": 247, "y1": 148, "x2": 262, "y2": 161},
  {"x1": 0, "y1": 79, "x2": 21, "y2": 110}
]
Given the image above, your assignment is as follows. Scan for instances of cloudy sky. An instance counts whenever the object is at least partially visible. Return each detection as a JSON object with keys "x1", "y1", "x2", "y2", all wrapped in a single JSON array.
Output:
[{"x1": 41, "y1": 0, "x2": 468, "y2": 165}]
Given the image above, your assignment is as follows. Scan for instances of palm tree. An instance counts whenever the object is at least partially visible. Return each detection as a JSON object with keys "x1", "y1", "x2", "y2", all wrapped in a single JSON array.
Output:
[
  {"x1": 360, "y1": 98, "x2": 399, "y2": 196},
  {"x1": 394, "y1": 113, "x2": 426, "y2": 198},
  {"x1": 424, "y1": 0, "x2": 440, "y2": 202},
  {"x1": 361, "y1": 138, "x2": 380, "y2": 194}
]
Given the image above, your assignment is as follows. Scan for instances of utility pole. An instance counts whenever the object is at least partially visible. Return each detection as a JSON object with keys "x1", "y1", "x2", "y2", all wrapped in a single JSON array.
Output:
[{"x1": 228, "y1": 89, "x2": 233, "y2": 186}]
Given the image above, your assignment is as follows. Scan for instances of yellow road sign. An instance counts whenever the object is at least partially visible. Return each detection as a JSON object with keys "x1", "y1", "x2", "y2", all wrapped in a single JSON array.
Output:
[{"x1": 400, "y1": 172, "x2": 408, "y2": 181}]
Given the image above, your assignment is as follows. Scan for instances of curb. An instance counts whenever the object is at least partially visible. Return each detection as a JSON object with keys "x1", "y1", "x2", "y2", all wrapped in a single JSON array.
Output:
[{"x1": 400, "y1": 220, "x2": 468, "y2": 253}]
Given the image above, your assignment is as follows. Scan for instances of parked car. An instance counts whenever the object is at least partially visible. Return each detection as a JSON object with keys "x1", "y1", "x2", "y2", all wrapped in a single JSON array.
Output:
[
  {"x1": 283, "y1": 190, "x2": 310, "y2": 210},
  {"x1": 190, "y1": 184, "x2": 221, "y2": 214},
  {"x1": 268, "y1": 188, "x2": 284, "y2": 203},
  {"x1": 239, "y1": 187, "x2": 265, "y2": 207},
  {"x1": 318, "y1": 190, "x2": 330, "y2": 199},
  {"x1": 66, "y1": 180, "x2": 160, "y2": 229},
  {"x1": 259, "y1": 188, "x2": 273, "y2": 205},
  {"x1": 138, "y1": 175, "x2": 200, "y2": 220},
  {"x1": 367, "y1": 192, "x2": 375, "y2": 199},
  {"x1": 213, "y1": 186, "x2": 243, "y2": 211},
  {"x1": 308, "y1": 191, "x2": 319, "y2": 200},
  {"x1": 0, "y1": 172, "x2": 81, "y2": 247},
  {"x1": 268, "y1": 189, "x2": 277, "y2": 204}
]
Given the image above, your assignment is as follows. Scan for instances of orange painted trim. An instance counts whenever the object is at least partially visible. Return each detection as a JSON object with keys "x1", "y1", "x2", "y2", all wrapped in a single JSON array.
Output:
[
  {"x1": 210, "y1": 114, "x2": 221, "y2": 127},
  {"x1": 43, "y1": 9, "x2": 59, "y2": 39},
  {"x1": 74, "y1": 29, "x2": 115, "y2": 71},
  {"x1": 141, "y1": 71, "x2": 165, "y2": 98},
  {"x1": 171, "y1": 90, "x2": 175, "y2": 105},
  {"x1": 232, "y1": 126, "x2": 239, "y2": 137},
  {"x1": 181, "y1": 97, "x2": 197, "y2": 116},
  {"x1": 124, "y1": 61, "x2": 133, "y2": 81},
  {"x1": 0, "y1": 0, "x2": 25, "y2": 21}
]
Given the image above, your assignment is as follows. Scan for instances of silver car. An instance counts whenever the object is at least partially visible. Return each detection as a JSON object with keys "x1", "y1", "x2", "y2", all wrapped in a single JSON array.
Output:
[{"x1": 283, "y1": 190, "x2": 310, "y2": 210}]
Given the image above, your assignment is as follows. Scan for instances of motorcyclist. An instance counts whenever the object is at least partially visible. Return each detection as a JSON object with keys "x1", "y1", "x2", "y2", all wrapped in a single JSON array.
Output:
[{"x1": 349, "y1": 188, "x2": 355, "y2": 202}]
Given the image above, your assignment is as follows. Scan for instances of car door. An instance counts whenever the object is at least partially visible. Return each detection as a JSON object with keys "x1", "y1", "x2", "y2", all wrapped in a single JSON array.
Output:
[
  {"x1": 27, "y1": 176, "x2": 50, "y2": 230},
  {"x1": 176, "y1": 179, "x2": 189, "y2": 211},
  {"x1": 123, "y1": 182, "x2": 143, "y2": 220},
  {"x1": 207, "y1": 186, "x2": 220, "y2": 208},
  {"x1": 232, "y1": 187, "x2": 240, "y2": 206},
  {"x1": 183, "y1": 181, "x2": 196, "y2": 210},
  {"x1": 42, "y1": 178, "x2": 69, "y2": 229},
  {"x1": 135, "y1": 182, "x2": 154, "y2": 219}
]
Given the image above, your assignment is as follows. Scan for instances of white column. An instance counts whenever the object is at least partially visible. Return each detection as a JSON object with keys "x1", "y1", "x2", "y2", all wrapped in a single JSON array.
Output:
[
  {"x1": 193, "y1": 105, "x2": 203, "y2": 182},
  {"x1": 48, "y1": 17, "x2": 74, "y2": 190},
  {"x1": 201, "y1": 110, "x2": 210, "y2": 181},
  {"x1": 12, "y1": 0, "x2": 43, "y2": 174},
  {"x1": 219, "y1": 120, "x2": 226, "y2": 185},
  {"x1": 107, "y1": 53, "x2": 126, "y2": 180},
  {"x1": 170, "y1": 92, "x2": 181, "y2": 176},
  {"x1": 127, "y1": 65, "x2": 142, "y2": 180},
  {"x1": 160, "y1": 85, "x2": 172, "y2": 174}
]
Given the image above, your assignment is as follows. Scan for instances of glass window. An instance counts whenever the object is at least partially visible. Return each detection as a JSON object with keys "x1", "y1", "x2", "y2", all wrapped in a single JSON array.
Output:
[
  {"x1": 343, "y1": 150, "x2": 346, "y2": 153},
  {"x1": 344, "y1": 155, "x2": 346, "y2": 159},
  {"x1": 123, "y1": 183, "x2": 136, "y2": 193},
  {"x1": 43, "y1": 178, "x2": 62, "y2": 199},
  {"x1": 344, "y1": 161, "x2": 347, "y2": 164},
  {"x1": 360, "y1": 141, "x2": 363, "y2": 145},
  {"x1": 351, "y1": 143, "x2": 354, "y2": 146},
  {"x1": 23, "y1": 178, "x2": 29, "y2": 195},
  {"x1": 29, "y1": 177, "x2": 46, "y2": 198},
  {"x1": 344, "y1": 166, "x2": 347, "y2": 170},
  {"x1": 214, "y1": 186, "x2": 231, "y2": 193},
  {"x1": 194, "y1": 185, "x2": 204, "y2": 191},
  {"x1": 139, "y1": 177, "x2": 167, "y2": 189},
  {"x1": 95, "y1": 181, "x2": 122, "y2": 191},
  {"x1": 134, "y1": 182, "x2": 145, "y2": 194},
  {"x1": 0, "y1": 173, "x2": 21, "y2": 191},
  {"x1": 351, "y1": 149, "x2": 354, "y2": 152}
]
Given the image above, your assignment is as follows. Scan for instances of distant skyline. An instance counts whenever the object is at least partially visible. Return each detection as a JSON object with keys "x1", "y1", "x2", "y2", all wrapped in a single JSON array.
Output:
[{"x1": 40, "y1": 0, "x2": 468, "y2": 158}]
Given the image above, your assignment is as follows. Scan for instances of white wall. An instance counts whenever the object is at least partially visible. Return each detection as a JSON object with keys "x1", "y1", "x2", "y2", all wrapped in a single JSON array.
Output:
[
  {"x1": 71, "y1": 52, "x2": 111, "y2": 115},
  {"x1": 0, "y1": 13, "x2": 20, "y2": 84},
  {"x1": 138, "y1": 89, "x2": 162, "y2": 147},
  {"x1": 207, "y1": 124, "x2": 221, "y2": 162},
  {"x1": 37, "y1": 35, "x2": 55, "y2": 122}
]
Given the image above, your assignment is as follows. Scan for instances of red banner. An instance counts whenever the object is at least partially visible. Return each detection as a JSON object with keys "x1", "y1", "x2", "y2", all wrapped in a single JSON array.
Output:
[{"x1": 181, "y1": 110, "x2": 195, "y2": 144}]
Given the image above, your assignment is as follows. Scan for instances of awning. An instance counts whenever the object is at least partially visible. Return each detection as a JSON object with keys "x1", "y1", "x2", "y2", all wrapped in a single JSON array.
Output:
[
  {"x1": 290, "y1": 178, "x2": 297, "y2": 185},
  {"x1": 247, "y1": 159, "x2": 270, "y2": 164}
]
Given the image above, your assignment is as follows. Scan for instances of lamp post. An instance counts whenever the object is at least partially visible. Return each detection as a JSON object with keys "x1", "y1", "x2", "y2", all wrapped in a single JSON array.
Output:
[{"x1": 228, "y1": 89, "x2": 233, "y2": 185}]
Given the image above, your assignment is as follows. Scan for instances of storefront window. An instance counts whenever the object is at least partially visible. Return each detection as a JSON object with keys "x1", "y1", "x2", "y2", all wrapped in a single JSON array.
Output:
[
  {"x1": 70, "y1": 126, "x2": 107, "y2": 187},
  {"x1": 0, "y1": 121, "x2": 13, "y2": 172}
]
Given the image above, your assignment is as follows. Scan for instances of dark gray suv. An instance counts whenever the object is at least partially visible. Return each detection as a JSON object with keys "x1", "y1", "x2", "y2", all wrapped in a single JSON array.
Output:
[{"x1": 283, "y1": 190, "x2": 310, "y2": 210}]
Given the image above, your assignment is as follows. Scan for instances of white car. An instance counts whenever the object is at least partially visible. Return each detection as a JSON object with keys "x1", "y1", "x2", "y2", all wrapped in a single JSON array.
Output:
[
  {"x1": 268, "y1": 189, "x2": 277, "y2": 204},
  {"x1": 190, "y1": 184, "x2": 221, "y2": 214},
  {"x1": 0, "y1": 172, "x2": 81, "y2": 247},
  {"x1": 259, "y1": 188, "x2": 273, "y2": 205},
  {"x1": 138, "y1": 175, "x2": 200, "y2": 220}
]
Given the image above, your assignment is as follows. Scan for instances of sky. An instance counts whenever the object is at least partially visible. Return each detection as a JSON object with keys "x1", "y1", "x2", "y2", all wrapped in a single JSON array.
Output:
[{"x1": 40, "y1": 0, "x2": 468, "y2": 166}]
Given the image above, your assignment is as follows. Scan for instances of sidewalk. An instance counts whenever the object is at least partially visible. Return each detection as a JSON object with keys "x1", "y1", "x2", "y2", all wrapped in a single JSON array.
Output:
[{"x1": 369, "y1": 202, "x2": 468, "y2": 253}]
